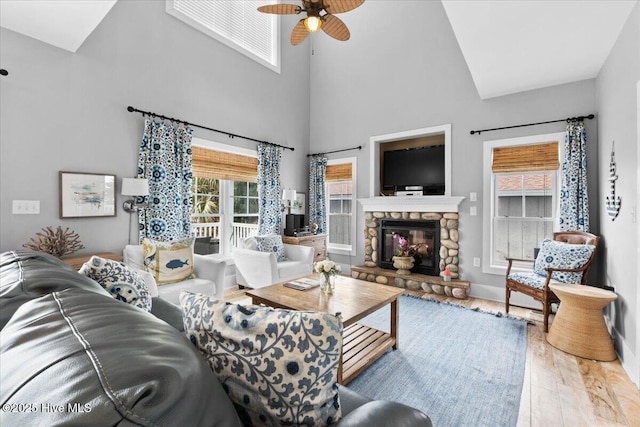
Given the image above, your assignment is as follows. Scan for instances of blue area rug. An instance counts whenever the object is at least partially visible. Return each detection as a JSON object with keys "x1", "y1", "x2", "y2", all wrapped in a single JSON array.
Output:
[{"x1": 347, "y1": 295, "x2": 528, "y2": 427}]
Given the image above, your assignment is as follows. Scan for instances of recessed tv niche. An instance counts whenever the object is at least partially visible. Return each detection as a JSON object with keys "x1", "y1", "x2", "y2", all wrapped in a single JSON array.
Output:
[{"x1": 382, "y1": 144, "x2": 446, "y2": 195}]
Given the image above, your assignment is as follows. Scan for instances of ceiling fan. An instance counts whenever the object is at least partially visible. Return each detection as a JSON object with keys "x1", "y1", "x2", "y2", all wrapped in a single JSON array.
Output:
[{"x1": 257, "y1": 0, "x2": 365, "y2": 46}]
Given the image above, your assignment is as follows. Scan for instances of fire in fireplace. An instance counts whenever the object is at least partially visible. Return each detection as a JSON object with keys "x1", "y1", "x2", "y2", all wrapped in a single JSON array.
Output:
[{"x1": 378, "y1": 219, "x2": 440, "y2": 276}]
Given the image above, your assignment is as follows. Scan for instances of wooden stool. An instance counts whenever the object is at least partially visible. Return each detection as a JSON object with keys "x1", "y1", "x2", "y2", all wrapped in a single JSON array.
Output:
[{"x1": 547, "y1": 283, "x2": 617, "y2": 361}]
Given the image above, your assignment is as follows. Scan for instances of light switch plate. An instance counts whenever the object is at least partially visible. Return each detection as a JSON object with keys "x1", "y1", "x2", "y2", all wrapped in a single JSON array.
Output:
[
  {"x1": 470, "y1": 206, "x2": 477, "y2": 216},
  {"x1": 470, "y1": 192, "x2": 477, "y2": 202},
  {"x1": 12, "y1": 200, "x2": 40, "y2": 214},
  {"x1": 473, "y1": 257, "x2": 481, "y2": 267}
]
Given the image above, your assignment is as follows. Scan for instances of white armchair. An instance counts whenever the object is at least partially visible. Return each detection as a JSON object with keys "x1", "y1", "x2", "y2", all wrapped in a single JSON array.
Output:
[
  {"x1": 233, "y1": 236, "x2": 313, "y2": 289},
  {"x1": 123, "y1": 245, "x2": 226, "y2": 305}
]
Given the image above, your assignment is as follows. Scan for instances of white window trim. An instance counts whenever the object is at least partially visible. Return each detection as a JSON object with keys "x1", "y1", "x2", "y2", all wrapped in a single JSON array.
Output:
[
  {"x1": 166, "y1": 0, "x2": 281, "y2": 74},
  {"x1": 482, "y1": 131, "x2": 565, "y2": 275},
  {"x1": 326, "y1": 157, "x2": 357, "y2": 257}
]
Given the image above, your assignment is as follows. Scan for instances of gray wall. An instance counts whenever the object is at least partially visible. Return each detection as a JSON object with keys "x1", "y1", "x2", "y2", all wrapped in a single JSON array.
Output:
[
  {"x1": 596, "y1": 2, "x2": 639, "y2": 385},
  {"x1": 0, "y1": 0, "x2": 310, "y2": 253},
  {"x1": 309, "y1": 0, "x2": 599, "y2": 297}
]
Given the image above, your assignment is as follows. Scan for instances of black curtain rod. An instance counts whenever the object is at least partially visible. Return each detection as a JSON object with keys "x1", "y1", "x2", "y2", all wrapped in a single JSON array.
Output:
[
  {"x1": 126, "y1": 106, "x2": 294, "y2": 151},
  {"x1": 307, "y1": 145, "x2": 362, "y2": 157},
  {"x1": 470, "y1": 114, "x2": 595, "y2": 135}
]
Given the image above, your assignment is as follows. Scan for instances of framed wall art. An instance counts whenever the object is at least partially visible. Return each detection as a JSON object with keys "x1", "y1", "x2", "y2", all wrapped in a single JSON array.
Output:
[
  {"x1": 59, "y1": 171, "x2": 116, "y2": 218},
  {"x1": 292, "y1": 192, "x2": 306, "y2": 215}
]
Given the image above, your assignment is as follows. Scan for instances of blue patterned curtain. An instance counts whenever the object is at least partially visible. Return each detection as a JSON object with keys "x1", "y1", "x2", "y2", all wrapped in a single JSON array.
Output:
[
  {"x1": 559, "y1": 120, "x2": 590, "y2": 231},
  {"x1": 257, "y1": 143, "x2": 282, "y2": 235},
  {"x1": 137, "y1": 119, "x2": 193, "y2": 242},
  {"x1": 309, "y1": 155, "x2": 327, "y2": 233}
]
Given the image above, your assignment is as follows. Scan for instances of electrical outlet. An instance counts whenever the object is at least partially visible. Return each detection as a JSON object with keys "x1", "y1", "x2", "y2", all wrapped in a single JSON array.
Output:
[
  {"x1": 470, "y1": 192, "x2": 477, "y2": 202},
  {"x1": 473, "y1": 257, "x2": 481, "y2": 267},
  {"x1": 470, "y1": 206, "x2": 477, "y2": 216}
]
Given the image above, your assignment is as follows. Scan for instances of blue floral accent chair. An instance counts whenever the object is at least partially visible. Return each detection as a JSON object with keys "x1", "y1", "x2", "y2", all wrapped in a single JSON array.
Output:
[{"x1": 505, "y1": 231, "x2": 599, "y2": 332}]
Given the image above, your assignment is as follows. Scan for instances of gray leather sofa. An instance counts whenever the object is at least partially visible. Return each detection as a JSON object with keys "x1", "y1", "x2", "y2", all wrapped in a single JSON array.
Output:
[{"x1": 0, "y1": 250, "x2": 432, "y2": 426}]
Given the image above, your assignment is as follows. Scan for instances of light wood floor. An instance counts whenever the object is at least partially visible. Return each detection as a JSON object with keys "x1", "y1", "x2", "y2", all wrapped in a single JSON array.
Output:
[{"x1": 224, "y1": 286, "x2": 640, "y2": 426}]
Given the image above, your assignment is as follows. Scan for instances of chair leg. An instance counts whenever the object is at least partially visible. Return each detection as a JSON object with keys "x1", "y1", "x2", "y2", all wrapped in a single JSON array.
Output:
[
  {"x1": 505, "y1": 287, "x2": 510, "y2": 314},
  {"x1": 542, "y1": 300, "x2": 549, "y2": 333}
]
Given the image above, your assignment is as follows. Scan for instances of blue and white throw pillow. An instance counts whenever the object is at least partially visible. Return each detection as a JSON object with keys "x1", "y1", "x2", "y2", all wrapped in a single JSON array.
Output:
[
  {"x1": 80, "y1": 256, "x2": 152, "y2": 312},
  {"x1": 143, "y1": 237, "x2": 194, "y2": 284},
  {"x1": 180, "y1": 291, "x2": 343, "y2": 427},
  {"x1": 533, "y1": 238, "x2": 595, "y2": 284},
  {"x1": 255, "y1": 234, "x2": 286, "y2": 262}
]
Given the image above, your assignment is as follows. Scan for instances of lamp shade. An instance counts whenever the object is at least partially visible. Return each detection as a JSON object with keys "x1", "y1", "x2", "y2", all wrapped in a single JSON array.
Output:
[
  {"x1": 121, "y1": 178, "x2": 149, "y2": 196},
  {"x1": 282, "y1": 189, "x2": 297, "y2": 202}
]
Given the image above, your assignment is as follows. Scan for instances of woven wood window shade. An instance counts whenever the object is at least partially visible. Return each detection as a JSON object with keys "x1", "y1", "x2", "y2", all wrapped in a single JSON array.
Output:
[
  {"x1": 192, "y1": 146, "x2": 258, "y2": 182},
  {"x1": 326, "y1": 163, "x2": 352, "y2": 182},
  {"x1": 492, "y1": 142, "x2": 559, "y2": 173}
]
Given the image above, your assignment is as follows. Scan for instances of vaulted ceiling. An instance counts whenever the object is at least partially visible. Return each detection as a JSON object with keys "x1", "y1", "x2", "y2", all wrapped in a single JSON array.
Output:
[{"x1": 1, "y1": 0, "x2": 637, "y2": 99}]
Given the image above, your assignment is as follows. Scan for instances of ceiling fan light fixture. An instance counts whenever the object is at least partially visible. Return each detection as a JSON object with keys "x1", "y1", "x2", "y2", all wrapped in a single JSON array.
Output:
[{"x1": 304, "y1": 15, "x2": 322, "y2": 32}]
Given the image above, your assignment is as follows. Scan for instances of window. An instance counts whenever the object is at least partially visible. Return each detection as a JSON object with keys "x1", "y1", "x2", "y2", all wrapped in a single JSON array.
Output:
[
  {"x1": 192, "y1": 176, "x2": 220, "y2": 224},
  {"x1": 326, "y1": 158, "x2": 357, "y2": 256},
  {"x1": 166, "y1": 0, "x2": 280, "y2": 73},
  {"x1": 482, "y1": 133, "x2": 564, "y2": 274},
  {"x1": 191, "y1": 141, "x2": 259, "y2": 254},
  {"x1": 233, "y1": 181, "x2": 259, "y2": 224}
]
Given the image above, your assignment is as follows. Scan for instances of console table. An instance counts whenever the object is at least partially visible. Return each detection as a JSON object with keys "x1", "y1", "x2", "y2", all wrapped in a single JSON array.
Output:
[
  {"x1": 282, "y1": 234, "x2": 327, "y2": 263},
  {"x1": 62, "y1": 252, "x2": 123, "y2": 270}
]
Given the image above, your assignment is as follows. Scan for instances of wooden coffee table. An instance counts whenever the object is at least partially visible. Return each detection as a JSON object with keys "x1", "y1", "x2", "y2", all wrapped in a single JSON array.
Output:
[{"x1": 245, "y1": 275, "x2": 404, "y2": 385}]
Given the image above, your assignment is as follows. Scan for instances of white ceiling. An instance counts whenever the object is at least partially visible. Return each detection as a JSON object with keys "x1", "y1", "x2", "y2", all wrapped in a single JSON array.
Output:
[
  {"x1": 442, "y1": 0, "x2": 638, "y2": 99},
  {"x1": 0, "y1": 0, "x2": 117, "y2": 53},
  {"x1": 0, "y1": 0, "x2": 637, "y2": 99}
]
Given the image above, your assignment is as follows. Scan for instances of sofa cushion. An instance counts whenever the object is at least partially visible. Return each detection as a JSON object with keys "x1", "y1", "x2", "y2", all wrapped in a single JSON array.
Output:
[
  {"x1": 255, "y1": 234, "x2": 286, "y2": 262},
  {"x1": 79, "y1": 256, "x2": 152, "y2": 312},
  {"x1": 533, "y1": 238, "x2": 595, "y2": 284},
  {"x1": 0, "y1": 250, "x2": 110, "y2": 330},
  {"x1": 277, "y1": 259, "x2": 312, "y2": 280},
  {"x1": 181, "y1": 291, "x2": 343, "y2": 426},
  {"x1": 143, "y1": 237, "x2": 194, "y2": 284},
  {"x1": 0, "y1": 288, "x2": 241, "y2": 426}
]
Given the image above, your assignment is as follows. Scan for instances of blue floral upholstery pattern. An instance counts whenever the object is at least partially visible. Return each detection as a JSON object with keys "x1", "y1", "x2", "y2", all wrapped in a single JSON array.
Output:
[
  {"x1": 255, "y1": 234, "x2": 286, "y2": 262},
  {"x1": 507, "y1": 272, "x2": 553, "y2": 290},
  {"x1": 533, "y1": 238, "x2": 595, "y2": 284},
  {"x1": 181, "y1": 292, "x2": 343, "y2": 427},
  {"x1": 80, "y1": 256, "x2": 151, "y2": 312}
]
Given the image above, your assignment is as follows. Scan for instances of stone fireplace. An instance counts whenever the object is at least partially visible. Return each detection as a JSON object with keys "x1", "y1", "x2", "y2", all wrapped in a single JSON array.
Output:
[{"x1": 364, "y1": 210, "x2": 459, "y2": 279}]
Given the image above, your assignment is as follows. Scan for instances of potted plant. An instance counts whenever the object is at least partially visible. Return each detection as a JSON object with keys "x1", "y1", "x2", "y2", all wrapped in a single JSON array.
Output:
[{"x1": 391, "y1": 234, "x2": 426, "y2": 275}]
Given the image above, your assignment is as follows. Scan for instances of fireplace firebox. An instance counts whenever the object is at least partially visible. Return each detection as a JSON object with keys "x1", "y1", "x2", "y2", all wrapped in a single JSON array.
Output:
[{"x1": 378, "y1": 219, "x2": 440, "y2": 276}]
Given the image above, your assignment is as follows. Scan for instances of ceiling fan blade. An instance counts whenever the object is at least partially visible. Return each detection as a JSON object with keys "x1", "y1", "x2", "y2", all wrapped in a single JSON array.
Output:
[
  {"x1": 290, "y1": 19, "x2": 310, "y2": 45},
  {"x1": 257, "y1": 4, "x2": 301, "y2": 15},
  {"x1": 324, "y1": 0, "x2": 364, "y2": 14},
  {"x1": 321, "y1": 14, "x2": 350, "y2": 41}
]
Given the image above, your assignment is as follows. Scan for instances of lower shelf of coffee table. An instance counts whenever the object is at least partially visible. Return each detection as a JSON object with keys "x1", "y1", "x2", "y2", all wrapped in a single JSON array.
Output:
[{"x1": 340, "y1": 323, "x2": 396, "y2": 385}]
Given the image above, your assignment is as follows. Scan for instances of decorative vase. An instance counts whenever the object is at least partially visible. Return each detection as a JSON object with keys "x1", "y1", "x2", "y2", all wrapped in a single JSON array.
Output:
[
  {"x1": 320, "y1": 273, "x2": 336, "y2": 294},
  {"x1": 392, "y1": 256, "x2": 415, "y2": 275}
]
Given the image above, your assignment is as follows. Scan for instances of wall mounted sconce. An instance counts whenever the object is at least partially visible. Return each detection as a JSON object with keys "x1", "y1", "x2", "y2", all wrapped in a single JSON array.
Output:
[{"x1": 121, "y1": 178, "x2": 149, "y2": 213}]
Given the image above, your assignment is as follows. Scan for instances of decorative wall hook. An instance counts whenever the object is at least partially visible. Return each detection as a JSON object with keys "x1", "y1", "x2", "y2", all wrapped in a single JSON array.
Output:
[{"x1": 605, "y1": 141, "x2": 621, "y2": 221}]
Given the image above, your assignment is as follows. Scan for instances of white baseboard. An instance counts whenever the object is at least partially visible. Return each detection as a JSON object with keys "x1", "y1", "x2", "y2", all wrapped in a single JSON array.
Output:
[
  {"x1": 608, "y1": 322, "x2": 640, "y2": 387},
  {"x1": 469, "y1": 282, "x2": 540, "y2": 311}
]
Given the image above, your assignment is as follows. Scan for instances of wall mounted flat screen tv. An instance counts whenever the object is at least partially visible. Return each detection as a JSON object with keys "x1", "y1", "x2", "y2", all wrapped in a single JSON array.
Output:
[{"x1": 383, "y1": 145, "x2": 445, "y2": 195}]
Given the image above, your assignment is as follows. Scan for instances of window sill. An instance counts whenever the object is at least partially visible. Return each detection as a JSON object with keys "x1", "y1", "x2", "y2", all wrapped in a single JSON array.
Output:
[{"x1": 327, "y1": 246, "x2": 355, "y2": 257}]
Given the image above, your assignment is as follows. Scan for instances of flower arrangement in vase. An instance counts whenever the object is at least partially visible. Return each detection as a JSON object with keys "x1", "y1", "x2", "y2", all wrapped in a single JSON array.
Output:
[
  {"x1": 314, "y1": 259, "x2": 341, "y2": 294},
  {"x1": 391, "y1": 234, "x2": 427, "y2": 275}
]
